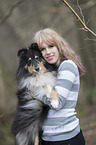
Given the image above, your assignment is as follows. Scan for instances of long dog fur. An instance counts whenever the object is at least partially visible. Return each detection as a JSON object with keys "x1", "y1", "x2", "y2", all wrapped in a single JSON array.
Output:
[{"x1": 11, "y1": 43, "x2": 59, "y2": 145}]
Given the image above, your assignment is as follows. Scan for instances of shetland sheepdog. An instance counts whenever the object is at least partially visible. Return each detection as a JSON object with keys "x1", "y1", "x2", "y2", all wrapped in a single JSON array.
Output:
[{"x1": 11, "y1": 43, "x2": 59, "y2": 145}]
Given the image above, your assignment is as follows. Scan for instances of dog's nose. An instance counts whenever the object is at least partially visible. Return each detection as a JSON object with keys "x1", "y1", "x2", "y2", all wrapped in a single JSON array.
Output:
[{"x1": 35, "y1": 66, "x2": 39, "y2": 71}]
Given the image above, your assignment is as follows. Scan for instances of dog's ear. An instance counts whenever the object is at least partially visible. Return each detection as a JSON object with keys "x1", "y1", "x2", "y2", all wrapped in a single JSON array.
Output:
[
  {"x1": 17, "y1": 48, "x2": 27, "y2": 57},
  {"x1": 29, "y1": 43, "x2": 39, "y2": 50}
]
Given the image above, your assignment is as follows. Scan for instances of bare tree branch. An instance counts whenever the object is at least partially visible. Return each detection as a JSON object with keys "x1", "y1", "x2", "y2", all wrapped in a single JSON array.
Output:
[
  {"x1": 77, "y1": 0, "x2": 85, "y2": 24},
  {"x1": 61, "y1": 0, "x2": 96, "y2": 37},
  {"x1": 0, "y1": 0, "x2": 28, "y2": 25},
  {"x1": 85, "y1": 37, "x2": 96, "y2": 41}
]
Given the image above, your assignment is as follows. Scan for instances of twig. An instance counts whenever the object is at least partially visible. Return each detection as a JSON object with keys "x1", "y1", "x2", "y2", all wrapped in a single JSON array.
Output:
[
  {"x1": 0, "y1": 0, "x2": 28, "y2": 25},
  {"x1": 61, "y1": 0, "x2": 96, "y2": 37},
  {"x1": 77, "y1": 0, "x2": 85, "y2": 24},
  {"x1": 85, "y1": 37, "x2": 96, "y2": 41}
]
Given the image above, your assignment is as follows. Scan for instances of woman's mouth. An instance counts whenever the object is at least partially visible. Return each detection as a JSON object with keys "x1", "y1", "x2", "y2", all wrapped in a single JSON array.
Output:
[{"x1": 46, "y1": 55, "x2": 54, "y2": 60}]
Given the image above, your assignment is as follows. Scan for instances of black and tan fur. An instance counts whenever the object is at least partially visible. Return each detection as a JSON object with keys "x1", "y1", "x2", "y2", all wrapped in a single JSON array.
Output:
[{"x1": 11, "y1": 43, "x2": 59, "y2": 145}]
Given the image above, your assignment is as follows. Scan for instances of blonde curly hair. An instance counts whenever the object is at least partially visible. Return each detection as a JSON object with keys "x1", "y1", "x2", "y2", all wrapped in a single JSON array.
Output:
[{"x1": 33, "y1": 28, "x2": 85, "y2": 76}]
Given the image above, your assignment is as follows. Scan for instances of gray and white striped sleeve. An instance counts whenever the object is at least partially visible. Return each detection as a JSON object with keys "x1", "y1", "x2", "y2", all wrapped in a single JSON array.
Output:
[{"x1": 55, "y1": 60, "x2": 79, "y2": 110}]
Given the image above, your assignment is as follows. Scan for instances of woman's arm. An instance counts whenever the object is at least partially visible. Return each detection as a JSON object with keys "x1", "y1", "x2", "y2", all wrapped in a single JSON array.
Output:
[
  {"x1": 54, "y1": 60, "x2": 79, "y2": 110},
  {"x1": 33, "y1": 60, "x2": 79, "y2": 110}
]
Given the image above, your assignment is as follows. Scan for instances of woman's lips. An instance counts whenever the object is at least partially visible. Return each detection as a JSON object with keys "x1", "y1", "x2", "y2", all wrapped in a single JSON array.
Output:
[{"x1": 46, "y1": 56, "x2": 54, "y2": 60}]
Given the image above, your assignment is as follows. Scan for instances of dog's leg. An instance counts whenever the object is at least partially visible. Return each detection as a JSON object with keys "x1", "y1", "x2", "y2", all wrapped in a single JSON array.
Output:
[
  {"x1": 46, "y1": 85, "x2": 52, "y2": 99},
  {"x1": 34, "y1": 133, "x2": 39, "y2": 145},
  {"x1": 50, "y1": 89, "x2": 59, "y2": 108}
]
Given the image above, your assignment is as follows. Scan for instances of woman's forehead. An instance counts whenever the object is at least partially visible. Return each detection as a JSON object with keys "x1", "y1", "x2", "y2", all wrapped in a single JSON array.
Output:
[{"x1": 39, "y1": 36, "x2": 55, "y2": 47}]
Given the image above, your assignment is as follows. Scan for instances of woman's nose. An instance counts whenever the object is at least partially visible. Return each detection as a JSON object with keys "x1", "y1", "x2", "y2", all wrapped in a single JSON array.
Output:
[{"x1": 46, "y1": 48, "x2": 51, "y2": 54}]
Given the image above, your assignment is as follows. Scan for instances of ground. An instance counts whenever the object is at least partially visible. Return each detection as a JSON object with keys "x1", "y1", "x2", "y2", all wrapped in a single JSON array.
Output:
[
  {"x1": 80, "y1": 105, "x2": 96, "y2": 145},
  {"x1": 0, "y1": 105, "x2": 96, "y2": 145}
]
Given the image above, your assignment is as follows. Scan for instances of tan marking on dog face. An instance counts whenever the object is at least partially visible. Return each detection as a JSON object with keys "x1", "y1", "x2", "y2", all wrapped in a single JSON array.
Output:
[
  {"x1": 35, "y1": 56, "x2": 38, "y2": 59},
  {"x1": 24, "y1": 64, "x2": 35, "y2": 73},
  {"x1": 28, "y1": 65, "x2": 35, "y2": 73},
  {"x1": 28, "y1": 57, "x2": 32, "y2": 60},
  {"x1": 38, "y1": 62, "x2": 47, "y2": 72},
  {"x1": 24, "y1": 64, "x2": 28, "y2": 69}
]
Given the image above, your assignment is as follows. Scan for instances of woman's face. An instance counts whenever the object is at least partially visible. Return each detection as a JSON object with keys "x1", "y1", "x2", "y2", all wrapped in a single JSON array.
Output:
[{"x1": 40, "y1": 42, "x2": 60, "y2": 66}]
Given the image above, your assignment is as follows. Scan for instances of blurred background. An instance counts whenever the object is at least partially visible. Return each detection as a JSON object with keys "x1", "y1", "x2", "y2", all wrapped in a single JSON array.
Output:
[{"x1": 0, "y1": 0, "x2": 96, "y2": 144}]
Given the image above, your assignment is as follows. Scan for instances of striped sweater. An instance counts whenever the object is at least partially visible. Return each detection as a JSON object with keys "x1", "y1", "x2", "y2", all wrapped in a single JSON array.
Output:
[{"x1": 37, "y1": 60, "x2": 80, "y2": 141}]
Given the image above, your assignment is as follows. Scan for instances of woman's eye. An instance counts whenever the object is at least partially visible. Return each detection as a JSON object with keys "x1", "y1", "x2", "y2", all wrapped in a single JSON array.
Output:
[{"x1": 49, "y1": 45, "x2": 53, "y2": 48}]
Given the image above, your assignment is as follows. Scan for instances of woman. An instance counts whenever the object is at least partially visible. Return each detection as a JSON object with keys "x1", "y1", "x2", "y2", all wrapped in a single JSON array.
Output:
[{"x1": 32, "y1": 28, "x2": 85, "y2": 145}]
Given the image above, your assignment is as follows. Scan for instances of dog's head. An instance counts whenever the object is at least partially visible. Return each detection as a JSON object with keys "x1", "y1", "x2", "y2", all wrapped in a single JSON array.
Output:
[
  {"x1": 16, "y1": 43, "x2": 46, "y2": 80},
  {"x1": 18, "y1": 43, "x2": 46, "y2": 72},
  {"x1": 16, "y1": 43, "x2": 57, "y2": 82}
]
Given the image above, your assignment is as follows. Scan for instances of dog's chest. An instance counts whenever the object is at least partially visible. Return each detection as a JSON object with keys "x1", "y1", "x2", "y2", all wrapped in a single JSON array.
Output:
[{"x1": 20, "y1": 72, "x2": 56, "y2": 89}]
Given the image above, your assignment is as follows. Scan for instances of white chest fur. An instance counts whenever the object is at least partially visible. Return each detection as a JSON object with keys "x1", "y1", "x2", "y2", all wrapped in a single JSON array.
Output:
[{"x1": 19, "y1": 72, "x2": 56, "y2": 100}]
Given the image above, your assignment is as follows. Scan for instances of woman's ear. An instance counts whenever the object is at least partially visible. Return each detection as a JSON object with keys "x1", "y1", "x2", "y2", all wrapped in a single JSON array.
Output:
[{"x1": 17, "y1": 48, "x2": 27, "y2": 57}]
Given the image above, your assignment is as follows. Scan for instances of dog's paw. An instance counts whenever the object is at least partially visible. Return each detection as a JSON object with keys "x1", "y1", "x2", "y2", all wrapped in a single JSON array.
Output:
[{"x1": 51, "y1": 100, "x2": 59, "y2": 109}]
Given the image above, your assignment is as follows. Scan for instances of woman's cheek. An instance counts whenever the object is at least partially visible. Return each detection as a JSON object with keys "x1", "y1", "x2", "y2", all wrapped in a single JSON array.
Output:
[{"x1": 42, "y1": 52, "x2": 46, "y2": 59}]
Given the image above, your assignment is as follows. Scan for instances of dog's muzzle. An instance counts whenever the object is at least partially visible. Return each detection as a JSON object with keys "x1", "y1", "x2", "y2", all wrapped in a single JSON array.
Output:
[{"x1": 35, "y1": 66, "x2": 39, "y2": 72}]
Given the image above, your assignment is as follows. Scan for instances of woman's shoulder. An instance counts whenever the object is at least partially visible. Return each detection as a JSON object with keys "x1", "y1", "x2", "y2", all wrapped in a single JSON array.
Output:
[
  {"x1": 60, "y1": 59, "x2": 77, "y2": 67},
  {"x1": 58, "y1": 59, "x2": 79, "y2": 75}
]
